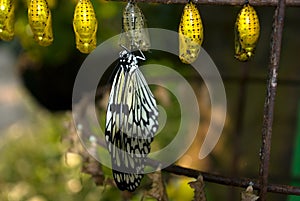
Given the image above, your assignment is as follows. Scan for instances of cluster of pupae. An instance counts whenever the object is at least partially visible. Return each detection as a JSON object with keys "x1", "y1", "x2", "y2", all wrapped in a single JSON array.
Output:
[{"x1": 0, "y1": 0, "x2": 260, "y2": 59}]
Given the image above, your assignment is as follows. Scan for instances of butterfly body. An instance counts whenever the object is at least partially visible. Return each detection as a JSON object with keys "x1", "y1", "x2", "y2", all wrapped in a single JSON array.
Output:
[
  {"x1": 0, "y1": 0, "x2": 15, "y2": 41},
  {"x1": 105, "y1": 50, "x2": 158, "y2": 191},
  {"x1": 179, "y1": 2, "x2": 203, "y2": 64},
  {"x1": 235, "y1": 3, "x2": 260, "y2": 61},
  {"x1": 28, "y1": 0, "x2": 53, "y2": 46},
  {"x1": 73, "y1": 0, "x2": 98, "y2": 54}
]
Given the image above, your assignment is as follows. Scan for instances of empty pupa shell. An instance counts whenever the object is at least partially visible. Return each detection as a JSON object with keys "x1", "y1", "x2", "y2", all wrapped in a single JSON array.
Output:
[{"x1": 121, "y1": 2, "x2": 150, "y2": 51}]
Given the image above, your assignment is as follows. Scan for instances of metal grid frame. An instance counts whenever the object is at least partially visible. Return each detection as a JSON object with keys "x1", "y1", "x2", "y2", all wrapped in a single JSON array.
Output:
[
  {"x1": 141, "y1": 0, "x2": 299, "y2": 200},
  {"x1": 79, "y1": 0, "x2": 300, "y2": 200}
]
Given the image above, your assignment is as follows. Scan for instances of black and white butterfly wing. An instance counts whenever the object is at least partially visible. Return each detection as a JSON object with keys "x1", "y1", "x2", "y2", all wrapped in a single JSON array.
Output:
[
  {"x1": 133, "y1": 68, "x2": 159, "y2": 141},
  {"x1": 105, "y1": 51, "x2": 158, "y2": 191}
]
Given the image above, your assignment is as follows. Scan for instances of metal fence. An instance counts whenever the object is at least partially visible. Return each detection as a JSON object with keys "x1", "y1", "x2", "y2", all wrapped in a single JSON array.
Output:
[
  {"x1": 78, "y1": 0, "x2": 300, "y2": 200},
  {"x1": 137, "y1": 0, "x2": 299, "y2": 201}
]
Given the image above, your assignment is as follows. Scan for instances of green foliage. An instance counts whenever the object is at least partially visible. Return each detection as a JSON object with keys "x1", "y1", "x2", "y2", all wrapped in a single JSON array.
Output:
[{"x1": 0, "y1": 111, "x2": 101, "y2": 201}]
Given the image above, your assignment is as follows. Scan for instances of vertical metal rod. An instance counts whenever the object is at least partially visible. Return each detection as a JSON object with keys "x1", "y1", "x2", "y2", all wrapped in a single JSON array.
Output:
[
  {"x1": 228, "y1": 64, "x2": 249, "y2": 200},
  {"x1": 232, "y1": 64, "x2": 250, "y2": 172},
  {"x1": 259, "y1": 0, "x2": 286, "y2": 200}
]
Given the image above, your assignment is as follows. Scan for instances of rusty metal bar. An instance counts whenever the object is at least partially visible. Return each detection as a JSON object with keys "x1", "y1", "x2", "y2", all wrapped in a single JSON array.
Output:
[
  {"x1": 231, "y1": 65, "x2": 250, "y2": 175},
  {"x1": 108, "y1": 0, "x2": 300, "y2": 6},
  {"x1": 258, "y1": 0, "x2": 286, "y2": 200},
  {"x1": 228, "y1": 64, "x2": 250, "y2": 200},
  {"x1": 164, "y1": 164, "x2": 300, "y2": 195},
  {"x1": 144, "y1": 158, "x2": 300, "y2": 195}
]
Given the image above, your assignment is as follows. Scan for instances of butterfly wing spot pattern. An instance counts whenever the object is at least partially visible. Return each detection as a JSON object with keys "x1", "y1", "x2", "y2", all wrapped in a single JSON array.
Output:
[
  {"x1": 28, "y1": 0, "x2": 53, "y2": 46},
  {"x1": 73, "y1": 0, "x2": 98, "y2": 54},
  {"x1": 121, "y1": 2, "x2": 150, "y2": 51},
  {"x1": 234, "y1": 3, "x2": 260, "y2": 62},
  {"x1": 105, "y1": 49, "x2": 159, "y2": 191},
  {"x1": 0, "y1": 0, "x2": 15, "y2": 41},
  {"x1": 179, "y1": 2, "x2": 203, "y2": 64}
]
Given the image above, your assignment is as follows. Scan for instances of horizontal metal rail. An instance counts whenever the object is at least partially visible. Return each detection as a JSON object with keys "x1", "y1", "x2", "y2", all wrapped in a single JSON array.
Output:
[{"x1": 108, "y1": 0, "x2": 300, "y2": 6}]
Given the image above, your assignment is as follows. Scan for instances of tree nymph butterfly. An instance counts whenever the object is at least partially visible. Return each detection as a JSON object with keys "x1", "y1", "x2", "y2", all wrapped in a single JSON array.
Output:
[{"x1": 105, "y1": 48, "x2": 159, "y2": 191}]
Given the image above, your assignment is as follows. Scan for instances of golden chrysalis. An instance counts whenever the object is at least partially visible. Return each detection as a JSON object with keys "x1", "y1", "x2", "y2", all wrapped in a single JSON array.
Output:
[
  {"x1": 178, "y1": 1, "x2": 203, "y2": 64},
  {"x1": 73, "y1": 0, "x2": 98, "y2": 54},
  {"x1": 0, "y1": 0, "x2": 15, "y2": 41},
  {"x1": 235, "y1": 3, "x2": 260, "y2": 62},
  {"x1": 28, "y1": 0, "x2": 53, "y2": 46}
]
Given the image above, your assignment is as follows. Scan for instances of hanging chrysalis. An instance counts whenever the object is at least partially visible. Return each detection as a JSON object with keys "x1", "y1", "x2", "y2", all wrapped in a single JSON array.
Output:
[
  {"x1": 73, "y1": 0, "x2": 98, "y2": 54},
  {"x1": 178, "y1": 1, "x2": 203, "y2": 64},
  {"x1": 0, "y1": 0, "x2": 15, "y2": 41},
  {"x1": 234, "y1": 2, "x2": 260, "y2": 62},
  {"x1": 28, "y1": 0, "x2": 53, "y2": 46},
  {"x1": 121, "y1": 2, "x2": 150, "y2": 51}
]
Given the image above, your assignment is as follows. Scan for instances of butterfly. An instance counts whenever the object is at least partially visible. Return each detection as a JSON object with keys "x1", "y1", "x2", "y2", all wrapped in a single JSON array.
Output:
[
  {"x1": 178, "y1": 1, "x2": 204, "y2": 64},
  {"x1": 105, "y1": 48, "x2": 159, "y2": 191},
  {"x1": 73, "y1": 0, "x2": 98, "y2": 54},
  {"x1": 234, "y1": 2, "x2": 260, "y2": 62},
  {"x1": 0, "y1": 0, "x2": 15, "y2": 41},
  {"x1": 121, "y1": 2, "x2": 150, "y2": 51},
  {"x1": 28, "y1": 0, "x2": 53, "y2": 46}
]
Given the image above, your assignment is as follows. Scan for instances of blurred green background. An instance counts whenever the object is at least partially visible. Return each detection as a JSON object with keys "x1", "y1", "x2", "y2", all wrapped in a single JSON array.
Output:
[{"x1": 1, "y1": 0, "x2": 300, "y2": 200}]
